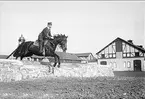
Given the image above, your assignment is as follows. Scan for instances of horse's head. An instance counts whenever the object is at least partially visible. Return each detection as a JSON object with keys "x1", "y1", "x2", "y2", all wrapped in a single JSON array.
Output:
[{"x1": 54, "y1": 34, "x2": 68, "y2": 52}]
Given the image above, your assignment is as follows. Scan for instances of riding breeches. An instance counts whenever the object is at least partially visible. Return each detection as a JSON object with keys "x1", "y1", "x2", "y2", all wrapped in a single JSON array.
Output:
[{"x1": 39, "y1": 40, "x2": 44, "y2": 53}]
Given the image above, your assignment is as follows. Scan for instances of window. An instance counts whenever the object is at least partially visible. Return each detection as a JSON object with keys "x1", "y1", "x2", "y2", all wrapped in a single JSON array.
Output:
[
  {"x1": 123, "y1": 53, "x2": 126, "y2": 57},
  {"x1": 109, "y1": 62, "x2": 112, "y2": 66},
  {"x1": 36, "y1": 59, "x2": 39, "y2": 62},
  {"x1": 100, "y1": 61, "x2": 107, "y2": 65},
  {"x1": 139, "y1": 52, "x2": 143, "y2": 57},
  {"x1": 110, "y1": 62, "x2": 114, "y2": 70},
  {"x1": 105, "y1": 54, "x2": 109, "y2": 58},
  {"x1": 127, "y1": 53, "x2": 130, "y2": 57},
  {"x1": 113, "y1": 62, "x2": 117, "y2": 68},
  {"x1": 101, "y1": 54, "x2": 105, "y2": 58},
  {"x1": 127, "y1": 61, "x2": 131, "y2": 68},
  {"x1": 126, "y1": 45, "x2": 130, "y2": 53},
  {"x1": 135, "y1": 52, "x2": 139, "y2": 57},
  {"x1": 109, "y1": 54, "x2": 112, "y2": 58},
  {"x1": 31, "y1": 58, "x2": 34, "y2": 61},
  {"x1": 130, "y1": 46, "x2": 134, "y2": 53},
  {"x1": 113, "y1": 54, "x2": 116, "y2": 58},
  {"x1": 122, "y1": 42, "x2": 126, "y2": 53}
]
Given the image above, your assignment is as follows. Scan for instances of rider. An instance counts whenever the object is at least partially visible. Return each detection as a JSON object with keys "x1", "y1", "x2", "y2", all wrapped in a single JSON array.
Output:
[{"x1": 38, "y1": 22, "x2": 53, "y2": 55}]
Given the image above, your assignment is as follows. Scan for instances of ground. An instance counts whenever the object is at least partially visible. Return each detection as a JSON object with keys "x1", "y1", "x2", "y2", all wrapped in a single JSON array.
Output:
[{"x1": 0, "y1": 77, "x2": 145, "y2": 99}]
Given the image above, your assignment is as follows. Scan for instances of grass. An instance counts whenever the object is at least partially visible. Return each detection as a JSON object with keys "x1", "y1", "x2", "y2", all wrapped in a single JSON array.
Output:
[{"x1": 0, "y1": 77, "x2": 145, "y2": 99}]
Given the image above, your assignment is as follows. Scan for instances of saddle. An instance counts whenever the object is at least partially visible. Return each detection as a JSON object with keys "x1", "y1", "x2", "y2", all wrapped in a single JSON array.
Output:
[{"x1": 33, "y1": 39, "x2": 54, "y2": 52}]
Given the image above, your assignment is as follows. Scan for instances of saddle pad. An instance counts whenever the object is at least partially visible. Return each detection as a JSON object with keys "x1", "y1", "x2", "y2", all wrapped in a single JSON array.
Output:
[{"x1": 33, "y1": 40, "x2": 39, "y2": 46}]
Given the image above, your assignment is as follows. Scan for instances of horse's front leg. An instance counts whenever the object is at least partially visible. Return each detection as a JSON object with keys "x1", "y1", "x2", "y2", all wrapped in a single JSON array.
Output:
[{"x1": 50, "y1": 55, "x2": 57, "y2": 74}]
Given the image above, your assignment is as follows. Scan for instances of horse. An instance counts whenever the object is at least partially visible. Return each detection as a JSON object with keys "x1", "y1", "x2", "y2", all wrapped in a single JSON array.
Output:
[{"x1": 9, "y1": 34, "x2": 68, "y2": 69}]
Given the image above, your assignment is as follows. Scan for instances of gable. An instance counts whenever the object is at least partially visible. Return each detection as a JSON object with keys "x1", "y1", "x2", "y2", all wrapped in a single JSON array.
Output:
[
  {"x1": 96, "y1": 37, "x2": 145, "y2": 55},
  {"x1": 97, "y1": 42, "x2": 116, "y2": 59},
  {"x1": 96, "y1": 37, "x2": 145, "y2": 59}
]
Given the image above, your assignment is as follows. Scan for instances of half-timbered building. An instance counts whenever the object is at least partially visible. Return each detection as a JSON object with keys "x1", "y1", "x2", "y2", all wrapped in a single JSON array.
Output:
[{"x1": 96, "y1": 37, "x2": 145, "y2": 76}]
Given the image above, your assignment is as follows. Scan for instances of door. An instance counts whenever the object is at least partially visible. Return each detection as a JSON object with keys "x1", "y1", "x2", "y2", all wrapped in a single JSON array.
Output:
[{"x1": 133, "y1": 60, "x2": 141, "y2": 71}]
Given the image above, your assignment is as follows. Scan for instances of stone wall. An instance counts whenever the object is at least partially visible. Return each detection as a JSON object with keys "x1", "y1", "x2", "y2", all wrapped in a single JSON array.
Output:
[
  {"x1": 0, "y1": 59, "x2": 114, "y2": 82},
  {"x1": 0, "y1": 59, "x2": 51, "y2": 82},
  {"x1": 0, "y1": 59, "x2": 23, "y2": 82},
  {"x1": 54, "y1": 63, "x2": 114, "y2": 77}
]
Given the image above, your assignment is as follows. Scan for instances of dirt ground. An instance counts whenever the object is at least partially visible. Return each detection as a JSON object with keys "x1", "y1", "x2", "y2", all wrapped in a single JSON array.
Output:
[{"x1": 0, "y1": 77, "x2": 145, "y2": 99}]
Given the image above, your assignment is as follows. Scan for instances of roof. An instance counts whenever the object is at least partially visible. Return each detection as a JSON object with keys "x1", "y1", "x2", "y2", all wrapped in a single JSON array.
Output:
[
  {"x1": 31, "y1": 52, "x2": 81, "y2": 61},
  {"x1": 75, "y1": 53, "x2": 97, "y2": 61},
  {"x1": 56, "y1": 52, "x2": 81, "y2": 61},
  {"x1": 96, "y1": 37, "x2": 145, "y2": 54},
  {"x1": 0, "y1": 55, "x2": 8, "y2": 59},
  {"x1": 75, "y1": 53, "x2": 92, "y2": 57}
]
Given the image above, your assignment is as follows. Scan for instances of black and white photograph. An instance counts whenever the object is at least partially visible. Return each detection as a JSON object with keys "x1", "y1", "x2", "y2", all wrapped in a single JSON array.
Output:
[{"x1": 0, "y1": 1, "x2": 145, "y2": 99}]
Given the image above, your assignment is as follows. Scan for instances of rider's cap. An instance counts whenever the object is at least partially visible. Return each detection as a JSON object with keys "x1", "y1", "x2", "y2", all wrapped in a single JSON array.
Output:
[{"x1": 47, "y1": 22, "x2": 52, "y2": 25}]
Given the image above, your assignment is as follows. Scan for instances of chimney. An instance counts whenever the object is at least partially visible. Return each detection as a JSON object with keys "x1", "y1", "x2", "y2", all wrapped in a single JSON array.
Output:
[
  {"x1": 127, "y1": 40, "x2": 133, "y2": 44},
  {"x1": 137, "y1": 45, "x2": 143, "y2": 48},
  {"x1": 139, "y1": 45, "x2": 143, "y2": 48}
]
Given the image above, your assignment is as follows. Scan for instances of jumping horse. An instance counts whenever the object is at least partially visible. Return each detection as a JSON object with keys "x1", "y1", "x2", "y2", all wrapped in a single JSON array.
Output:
[{"x1": 7, "y1": 34, "x2": 68, "y2": 73}]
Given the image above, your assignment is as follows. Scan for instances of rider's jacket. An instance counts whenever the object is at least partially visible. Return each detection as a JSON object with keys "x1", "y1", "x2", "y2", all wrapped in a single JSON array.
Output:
[{"x1": 38, "y1": 27, "x2": 52, "y2": 41}]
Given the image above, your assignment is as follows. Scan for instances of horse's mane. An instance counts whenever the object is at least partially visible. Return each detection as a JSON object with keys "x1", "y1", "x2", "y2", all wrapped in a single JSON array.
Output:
[{"x1": 53, "y1": 34, "x2": 67, "y2": 39}]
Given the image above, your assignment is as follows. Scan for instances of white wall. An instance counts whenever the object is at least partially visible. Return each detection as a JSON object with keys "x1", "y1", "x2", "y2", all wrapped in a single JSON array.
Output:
[{"x1": 98, "y1": 57, "x2": 145, "y2": 71}]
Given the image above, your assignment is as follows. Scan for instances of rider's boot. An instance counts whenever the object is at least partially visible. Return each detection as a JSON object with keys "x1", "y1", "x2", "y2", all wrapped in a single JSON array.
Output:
[
  {"x1": 42, "y1": 48, "x2": 45, "y2": 56},
  {"x1": 39, "y1": 44, "x2": 43, "y2": 54}
]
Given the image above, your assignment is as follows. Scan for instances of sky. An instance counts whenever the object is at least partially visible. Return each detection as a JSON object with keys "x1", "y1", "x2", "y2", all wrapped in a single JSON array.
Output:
[{"x1": 0, "y1": 1, "x2": 145, "y2": 57}]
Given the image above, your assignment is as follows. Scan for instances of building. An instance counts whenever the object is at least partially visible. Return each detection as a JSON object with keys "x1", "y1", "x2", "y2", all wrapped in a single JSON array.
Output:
[
  {"x1": 0, "y1": 55, "x2": 8, "y2": 59},
  {"x1": 56, "y1": 52, "x2": 82, "y2": 63},
  {"x1": 31, "y1": 52, "x2": 82, "y2": 63},
  {"x1": 96, "y1": 37, "x2": 145, "y2": 76},
  {"x1": 75, "y1": 53, "x2": 97, "y2": 63}
]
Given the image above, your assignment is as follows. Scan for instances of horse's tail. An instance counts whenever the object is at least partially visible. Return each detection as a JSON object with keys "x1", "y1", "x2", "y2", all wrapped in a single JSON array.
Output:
[
  {"x1": 22, "y1": 41, "x2": 34, "y2": 55},
  {"x1": 13, "y1": 41, "x2": 33, "y2": 58},
  {"x1": 6, "y1": 48, "x2": 18, "y2": 59},
  {"x1": 13, "y1": 42, "x2": 25, "y2": 57}
]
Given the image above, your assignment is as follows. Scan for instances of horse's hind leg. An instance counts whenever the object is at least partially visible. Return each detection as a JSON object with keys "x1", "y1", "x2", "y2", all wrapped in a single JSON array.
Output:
[
  {"x1": 20, "y1": 56, "x2": 24, "y2": 61},
  {"x1": 53, "y1": 56, "x2": 57, "y2": 67},
  {"x1": 55, "y1": 54, "x2": 60, "y2": 68},
  {"x1": 48, "y1": 65, "x2": 51, "y2": 73}
]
